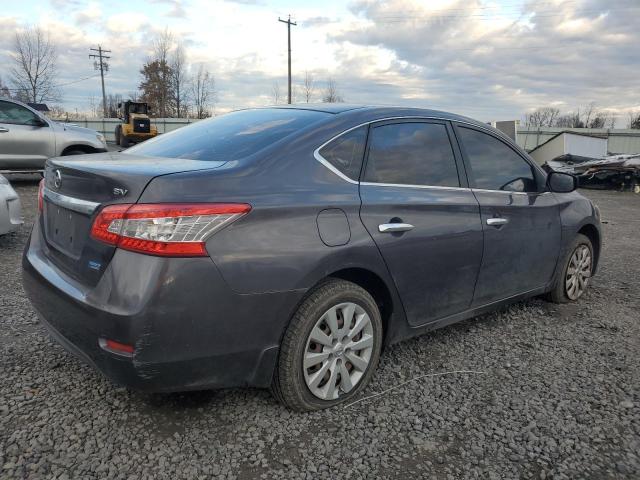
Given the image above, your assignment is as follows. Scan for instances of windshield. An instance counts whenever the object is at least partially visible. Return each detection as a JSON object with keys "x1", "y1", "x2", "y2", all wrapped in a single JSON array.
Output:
[
  {"x1": 126, "y1": 108, "x2": 330, "y2": 161},
  {"x1": 129, "y1": 104, "x2": 147, "y2": 114}
]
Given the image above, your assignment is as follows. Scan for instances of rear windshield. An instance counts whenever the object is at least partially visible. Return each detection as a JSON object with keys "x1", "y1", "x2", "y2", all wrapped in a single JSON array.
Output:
[{"x1": 126, "y1": 108, "x2": 330, "y2": 161}]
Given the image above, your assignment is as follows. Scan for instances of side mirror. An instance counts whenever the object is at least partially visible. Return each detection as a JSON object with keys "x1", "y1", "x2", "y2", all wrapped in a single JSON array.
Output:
[
  {"x1": 28, "y1": 117, "x2": 48, "y2": 128},
  {"x1": 547, "y1": 171, "x2": 578, "y2": 193}
]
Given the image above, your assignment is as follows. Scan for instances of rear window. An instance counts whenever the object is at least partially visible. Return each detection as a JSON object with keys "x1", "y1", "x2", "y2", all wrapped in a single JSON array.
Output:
[{"x1": 126, "y1": 108, "x2": 330, "y2": 161}]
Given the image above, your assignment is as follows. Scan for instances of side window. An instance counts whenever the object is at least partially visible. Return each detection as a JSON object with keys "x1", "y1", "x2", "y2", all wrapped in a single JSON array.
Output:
[
  {"x1": 318, "y1": 126, "x2": 367, "y2": 180},
  {"x1": 363, "y1": 122, "x2": 460, "y2": 187},
  {"x1": 458, "y1": 127, "x2": 537, "y2": 193},
  {"x1": 0, "y1": 101, "x2": 41, "y2": 126}
]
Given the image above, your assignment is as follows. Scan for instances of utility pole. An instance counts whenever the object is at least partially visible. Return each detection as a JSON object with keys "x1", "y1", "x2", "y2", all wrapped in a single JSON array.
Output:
[
  {"x1": 89, "y1": 46, "x2": 111, "y2": 117},
  {"x1": 278, "y1": 15, "x2": 297, "y2": 104}
]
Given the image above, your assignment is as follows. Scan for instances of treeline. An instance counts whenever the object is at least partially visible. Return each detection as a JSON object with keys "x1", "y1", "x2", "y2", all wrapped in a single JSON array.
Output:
[{"x1": 524, "y1": 104, "x2": 640, "y2": 129}]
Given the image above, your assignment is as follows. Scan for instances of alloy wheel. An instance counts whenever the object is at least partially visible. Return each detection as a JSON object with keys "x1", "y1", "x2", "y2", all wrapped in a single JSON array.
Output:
[
  {"x1": 565, "y1": 244, "x2": 592, "y2": 300},
  {"x1": 303, "y1": 302, "x2": 374, "y2": 400}
]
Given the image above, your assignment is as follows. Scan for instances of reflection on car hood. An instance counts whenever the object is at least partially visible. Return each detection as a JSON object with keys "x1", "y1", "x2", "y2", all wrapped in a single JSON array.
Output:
[{"x1": 59, "y1": 123, "x2": 98, "y2": 136}]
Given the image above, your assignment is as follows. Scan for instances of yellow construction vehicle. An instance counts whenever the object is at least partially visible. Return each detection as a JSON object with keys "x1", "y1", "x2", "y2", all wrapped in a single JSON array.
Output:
[{"x1": 114, "y1": 101, "x2": 158, "y2": 148}]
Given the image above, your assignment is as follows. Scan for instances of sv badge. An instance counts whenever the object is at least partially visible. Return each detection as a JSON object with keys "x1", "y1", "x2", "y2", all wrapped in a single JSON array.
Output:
[{"x1": 113, "y1": 187, "x2": 128, "y2": 196}]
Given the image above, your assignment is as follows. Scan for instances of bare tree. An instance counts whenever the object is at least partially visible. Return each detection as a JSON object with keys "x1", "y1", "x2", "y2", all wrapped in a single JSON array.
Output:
[
  {"x1": 191, "y1": 64, "x2": 215, "y2": 119},
  {"x1": 582, "y1": 102, "x2": 596, "y2": 128},
  {"x1": 87, "y1": 95, "x2": 102, "y2": 118},
  {"x1": 628, "y1": 111, "x2": 640, "y2": 129},
  {"x1": 0, "y1": 75, "x2": 11, "y2": 98},
  {"x1": 524, "y1": 107, "x2": 560, "y2": 127},
  {"x1": 47, "y1": 104, "x2": 67, "y2": 119},
  {"x1": 271, "y1": 81, "x2": 282, "y2": 104},
  {"x1": 302, "y1": 71, "x2": 315, "y2": 103},
  {"x1": 322, "y1": 78, "x2": 344, "y2": 103},
  {"x1": 606, "y1": 115, "x2": 616, "y2": 129},
  {"x1": 106, "y1": 93, "x2": 123, "y2": 118},
  {"x1": 555, "y1": 113, "x2": 583, "y2": 128},
  {"x1": 152, "y1": 28, "x2": 174, "y2": 117},
  {"x1": 10, "y1": 26, "x2": 60, "y2": 103},
  {"x1": 171, "y1": 43, "x2": 189, "y2": 117}
]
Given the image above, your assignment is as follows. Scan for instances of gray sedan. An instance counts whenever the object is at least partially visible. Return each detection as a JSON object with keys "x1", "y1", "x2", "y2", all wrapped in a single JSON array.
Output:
[
  {"x1": 0, "y1": 174, "x2": 22, "y2": 235},
  {"x1": 0, "y1": 98, "x2": 107, "y2": 173},
  {"x1": 22, "y1": 105, "x2": 601, "y2": 411}
]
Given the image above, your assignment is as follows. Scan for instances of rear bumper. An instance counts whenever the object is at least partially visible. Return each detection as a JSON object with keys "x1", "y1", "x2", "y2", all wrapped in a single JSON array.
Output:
[
  {"x1": 22, "y1": 221, "x2": 303, "y2": 392},
  {"x1": 0, "y1": 184, "x2": 23, "y2": 235}
]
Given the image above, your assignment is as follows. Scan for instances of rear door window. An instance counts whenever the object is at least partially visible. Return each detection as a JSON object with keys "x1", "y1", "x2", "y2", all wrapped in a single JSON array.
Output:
[
  {"x1": 127, "y1": 108, "x2": 330, "y2": 161},
  {"x1": 457, "y1": 127, "x2": 538, "y2": 192},
  {"x1": 318, "y1": 126, "x2": 367, "y2": 180},
  {"x1": 363, "y1": 122, "x2": 460, "y2": 187}
]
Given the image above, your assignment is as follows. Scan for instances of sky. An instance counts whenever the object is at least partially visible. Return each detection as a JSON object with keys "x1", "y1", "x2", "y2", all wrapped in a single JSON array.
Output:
[{"x1": 0, "y1": 0, "x2": 638, "y2": 124}]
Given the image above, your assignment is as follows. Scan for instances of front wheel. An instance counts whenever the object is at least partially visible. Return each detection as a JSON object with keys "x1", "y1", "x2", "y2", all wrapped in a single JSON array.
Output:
[
  {"x1": 547, "y1": 233, "x2": 594, "y2": 303},
  {"x1": 272, "y1": 279, "x2": 383, "y2": 411},
  {"x1": 119, "y1": 132, "x2": 130, "y2": 148}
]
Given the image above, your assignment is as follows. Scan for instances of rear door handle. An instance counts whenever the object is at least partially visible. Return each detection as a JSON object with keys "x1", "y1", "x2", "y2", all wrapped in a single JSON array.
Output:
[
  {"x1": 0, "y1": 127, "x2": 9, "y2": 133},
  {"x1": 378, "y1": 223, "x2": 414, "y2": 233},
  {"x1": 486, "y1": 218, "x2": 509, "y2": 227}
]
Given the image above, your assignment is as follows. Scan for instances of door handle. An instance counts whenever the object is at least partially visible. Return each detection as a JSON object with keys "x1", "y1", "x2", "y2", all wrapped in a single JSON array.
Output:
[
  {"x1": 378, "y1": 223, "x2": 414, "y2": 233},
  {"x1": 486, "y1": 217, "x2": 509, "y2": 227},
  {"x1": 0, "y1": 127, "x2": 9, "y2": 133}
]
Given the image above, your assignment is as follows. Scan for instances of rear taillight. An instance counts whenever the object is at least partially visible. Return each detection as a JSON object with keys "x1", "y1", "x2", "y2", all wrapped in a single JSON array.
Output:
[
  {"x1": 38, "y1": 179, "x2": 44, "y2": 212},
  {"x1": 90, "y1": 203, "x2": 251, "y2": 257}
]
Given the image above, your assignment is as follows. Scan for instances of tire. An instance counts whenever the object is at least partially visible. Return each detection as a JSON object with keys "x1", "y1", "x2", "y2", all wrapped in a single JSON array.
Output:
[
  {"x1": 272, "y1": 279, "x2": 383, "y2": 411},
  {"x1": 547, "y1": 233, "x2": 594, "y2": 303},
  {"x1": 119, "y1": 133, "x2": 130, "y2": 148}
]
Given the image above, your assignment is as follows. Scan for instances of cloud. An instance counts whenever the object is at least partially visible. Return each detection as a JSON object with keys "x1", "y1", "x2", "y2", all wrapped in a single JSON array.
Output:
[
  {"x1": 151, "y1": 0, "x2": 188, "y2": 18},
  {"x1": 1, "y1": 0, "x2": 638, "y2": 124},
  {"x1": 322, "y1": 0, "x2": 640, "y2": 122}
]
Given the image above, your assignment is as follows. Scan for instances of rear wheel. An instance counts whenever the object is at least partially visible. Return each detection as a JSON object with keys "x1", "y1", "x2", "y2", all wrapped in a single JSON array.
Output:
[
  {"x1": 272, "y1": 279, "x2": 383, "y2": 411},
  {"x1": 547, "y1": 233, "x2": 594, "y2": 303}
]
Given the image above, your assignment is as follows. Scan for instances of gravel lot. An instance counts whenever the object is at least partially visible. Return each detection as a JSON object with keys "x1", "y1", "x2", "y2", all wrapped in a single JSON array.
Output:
[{"x1": 1, "y1": 178, "x2": 638, "y2": 480}]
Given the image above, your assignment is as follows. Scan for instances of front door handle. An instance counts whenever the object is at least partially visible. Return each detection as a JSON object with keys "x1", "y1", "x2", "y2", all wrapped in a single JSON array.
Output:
[
  {"x1": 379, "y1": 223, "x2": 414, "y2": 233},
  {"x1": 486, "y1": 217, "x2": 509, "y2": 227},
  {"x1": 0, "y1": 127, "x2": 9, "y2": 133}
]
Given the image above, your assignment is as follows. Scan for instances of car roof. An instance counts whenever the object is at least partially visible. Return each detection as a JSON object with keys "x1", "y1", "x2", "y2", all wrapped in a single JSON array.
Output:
[{"x1": 270, "y1": 103, "x2": 487, "y2": 127}]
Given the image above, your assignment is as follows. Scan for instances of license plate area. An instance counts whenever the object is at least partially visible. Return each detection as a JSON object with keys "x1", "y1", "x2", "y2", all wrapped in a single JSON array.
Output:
[{"x1": 44, "y1": 202, "x2": 89, "y2": 259}]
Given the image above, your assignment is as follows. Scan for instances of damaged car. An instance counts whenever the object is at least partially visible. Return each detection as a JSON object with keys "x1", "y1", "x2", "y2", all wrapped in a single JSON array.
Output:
[{"x1": 22, "y1": 105, "x2": 602, "y2": 410}]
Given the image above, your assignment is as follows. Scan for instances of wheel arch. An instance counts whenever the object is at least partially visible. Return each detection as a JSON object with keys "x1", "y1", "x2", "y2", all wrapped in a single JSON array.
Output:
[
  {"x1": 328, "y1": 267, "x2": 397, "y2": 346},
  {"x1": 60, "y1": 144, "x2": 100, "y2": 155},
  {"x1": 577, "y1": 223, "x2": 601, "y2": 273}
]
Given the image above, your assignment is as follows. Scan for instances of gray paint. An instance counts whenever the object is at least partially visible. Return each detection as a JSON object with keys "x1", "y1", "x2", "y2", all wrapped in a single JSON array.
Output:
[
  {"x1": 22, "y1": 105, "x2": 601, "y2": 392},
  {"x1": 316, "y1": 209, "x2": 351, "y2": 247}
]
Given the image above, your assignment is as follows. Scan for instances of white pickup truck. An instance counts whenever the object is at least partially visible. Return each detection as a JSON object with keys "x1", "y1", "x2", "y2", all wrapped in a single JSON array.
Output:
[{"x1": 0, "y1": 97, "x2": 107, "y2": 173}]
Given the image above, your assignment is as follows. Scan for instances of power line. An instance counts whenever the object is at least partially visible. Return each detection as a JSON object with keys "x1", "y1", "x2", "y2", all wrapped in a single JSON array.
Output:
[
  {"x1": 89, "y1": 46, "x2": 111, "y2": 117},
  {"x1": 4, "y1": 74, "x2": 101, "y2": 92},
  {"x1": 278, "y1": 15, "x2": 297, "y2": 104}
]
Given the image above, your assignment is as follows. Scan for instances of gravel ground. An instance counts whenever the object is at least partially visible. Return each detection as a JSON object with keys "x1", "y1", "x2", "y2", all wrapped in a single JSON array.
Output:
[{"x1": 1, "y1": 178, "x2": 638, "y2": 480}]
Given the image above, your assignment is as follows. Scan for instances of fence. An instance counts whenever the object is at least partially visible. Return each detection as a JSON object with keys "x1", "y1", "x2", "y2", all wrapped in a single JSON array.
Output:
[
  {"x1": 516, "y1": 127, "x2": 640, "y2": 155},
  {"x1": 56, "y1": 118, "x2": 202, "y2": 143}
]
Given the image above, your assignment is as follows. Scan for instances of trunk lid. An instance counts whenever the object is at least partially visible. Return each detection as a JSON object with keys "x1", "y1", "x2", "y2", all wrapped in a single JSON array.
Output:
[{"x1": 41, "y1": 152, "x2": 226, "y2": 285}]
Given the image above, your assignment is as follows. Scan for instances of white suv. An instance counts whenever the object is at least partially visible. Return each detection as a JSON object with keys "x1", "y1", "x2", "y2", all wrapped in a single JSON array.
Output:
[{"x1": 0, "y1": 98, "x2": 107, "y2": 173}]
